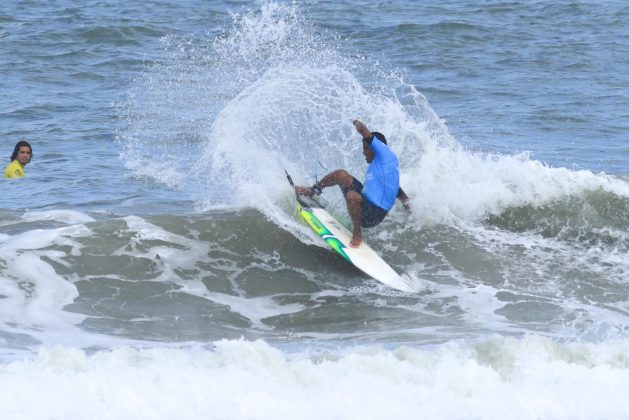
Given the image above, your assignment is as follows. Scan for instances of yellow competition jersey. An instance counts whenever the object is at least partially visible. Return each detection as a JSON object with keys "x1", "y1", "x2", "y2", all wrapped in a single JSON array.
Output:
[{"x1": 4, "y1": 160, "x2": 25, "y2": 178}]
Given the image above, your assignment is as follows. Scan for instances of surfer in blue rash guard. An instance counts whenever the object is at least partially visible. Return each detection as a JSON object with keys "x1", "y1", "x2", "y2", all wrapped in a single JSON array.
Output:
[{"x1": 294, "y1": 119, "x2": 410, "y2": 248}]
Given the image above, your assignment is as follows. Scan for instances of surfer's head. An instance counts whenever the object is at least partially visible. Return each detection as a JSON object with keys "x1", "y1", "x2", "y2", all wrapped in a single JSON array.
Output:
[
  {"x1": 10, "y1": 140, "x2": 32, "y2": 164},
  {"x1": 361, "y1": 132, "x2": 387, "y2": 163},
  {"x1": 362, "y1": 140, "x2": 375, "y2": 163}
]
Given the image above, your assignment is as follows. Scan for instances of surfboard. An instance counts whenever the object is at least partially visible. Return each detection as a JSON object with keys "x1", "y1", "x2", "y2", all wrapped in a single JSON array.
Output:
[{"x1": 288, "y1": 177, "x2": 415, "y2": 292}]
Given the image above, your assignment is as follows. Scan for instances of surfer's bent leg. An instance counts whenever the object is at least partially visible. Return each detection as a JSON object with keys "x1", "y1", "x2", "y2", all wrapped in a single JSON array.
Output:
[
  {"x1": 346, "y1": 190, "x2": 363, "y2": 247},
  {"x1": 340, "y1": 177, "x2": 363, "y2": 197},
  {"x1": 295, "y1": 170, "x2": 359, "y2": 197},
  {"x1": 360, "y1": 200, "x2": 388, "y2": 228},
  {"x1": 311, "y1": 169, "x2": 364, "y2": 247},
  {"x1": 314, "y1": 169, "x2": 356, "y2": 192}
]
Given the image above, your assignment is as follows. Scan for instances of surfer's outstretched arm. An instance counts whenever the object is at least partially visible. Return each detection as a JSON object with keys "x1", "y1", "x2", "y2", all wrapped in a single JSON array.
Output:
[
  {"x1": 353, "y1": 119, "x2": 371, "y2": 138},
  {"x1": 397, "y1": 187, "x2": 411, "y2": 213}
]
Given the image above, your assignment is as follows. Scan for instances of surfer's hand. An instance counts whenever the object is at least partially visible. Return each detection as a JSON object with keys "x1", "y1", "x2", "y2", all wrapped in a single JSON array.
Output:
[
  {"x1": 398, "y1": 194, "x2": 411, "y2": 213},
  {"x1": 353, "y1": 119, "x2": 369, "y2": 137}
]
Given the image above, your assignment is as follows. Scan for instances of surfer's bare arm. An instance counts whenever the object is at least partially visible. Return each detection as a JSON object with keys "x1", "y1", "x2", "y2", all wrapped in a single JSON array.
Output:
[
  {"x1": 397, "y1": 188, "x2": 411, "y2": 213},
  {"x1": 353, "y1": 119, "x2": 371, "y2": 138}
]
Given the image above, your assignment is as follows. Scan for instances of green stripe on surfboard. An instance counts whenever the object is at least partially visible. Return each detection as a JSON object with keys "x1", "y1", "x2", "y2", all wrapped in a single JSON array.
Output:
[{"x1": 297, "y1": 202, "x2": 350, "y2": 262}]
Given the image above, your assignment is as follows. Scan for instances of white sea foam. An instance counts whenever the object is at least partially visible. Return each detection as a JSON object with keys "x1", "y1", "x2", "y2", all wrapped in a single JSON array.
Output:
[
  {"x1": 404, "y1": 145, "x2": 629, "y2": 226},
  {"x1": 203, "y1": 292, "x2": 306, "y2": 329},
  {"x1": 0, "y1": 337, "x2": 627, "y2": 420},
  {"x1": 110, "y1": 216, "x2": 313, "y2": 328},
  {"x1": 114, "y1": 215, "x2": 213, "y2": 285},
  {"x1": 0, "y1": 221, "x2": 125, "y2": 351},
  {"x1": 21, "y1": 210, "x2": 95, "y2": 224}
]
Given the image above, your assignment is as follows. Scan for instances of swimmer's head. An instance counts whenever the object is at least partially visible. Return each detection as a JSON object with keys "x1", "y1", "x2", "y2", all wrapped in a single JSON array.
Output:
[{"x1": 10, "y1": 140, "x2": 32, "y2": 163}]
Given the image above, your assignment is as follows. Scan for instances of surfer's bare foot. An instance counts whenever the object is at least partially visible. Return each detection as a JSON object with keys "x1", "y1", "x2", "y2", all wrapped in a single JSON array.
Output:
[
  {"x1": 294, "y1": 186, "x2": 314, "y2": 197},
  {"x1": 350, "y1": 235, "x2": 362, "y2": 248}
]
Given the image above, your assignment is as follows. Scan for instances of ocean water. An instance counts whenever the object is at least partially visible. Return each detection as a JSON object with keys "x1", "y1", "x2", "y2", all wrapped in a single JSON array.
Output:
[{"x1": 1, "y1": 1, "x2": 628, "y2": 418}]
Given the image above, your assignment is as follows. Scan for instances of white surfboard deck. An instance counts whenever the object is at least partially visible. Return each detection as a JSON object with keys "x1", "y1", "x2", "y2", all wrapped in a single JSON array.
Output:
[{"x1": 297, "y1": 197, "x2": 415, "y2": 293}]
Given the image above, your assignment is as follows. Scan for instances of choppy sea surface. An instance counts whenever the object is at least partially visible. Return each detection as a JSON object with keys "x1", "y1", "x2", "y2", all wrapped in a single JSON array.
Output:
[{"x1": 1, "y1": 1, "x2": 628, "y2": 418}]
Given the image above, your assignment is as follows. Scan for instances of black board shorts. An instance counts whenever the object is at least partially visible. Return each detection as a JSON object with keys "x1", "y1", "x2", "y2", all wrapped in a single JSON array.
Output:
[{"x1": 341, "y1": 178, "x2": 388, "y2": 228}]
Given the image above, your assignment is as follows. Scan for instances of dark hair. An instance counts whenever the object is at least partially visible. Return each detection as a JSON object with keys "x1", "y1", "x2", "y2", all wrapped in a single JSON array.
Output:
[
  {"x1": 372, "y1": 132, "x2": 387, "y2": 145},
  {"x1": 10, "y1": 140, "x2": 32, "y2": 162}
]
